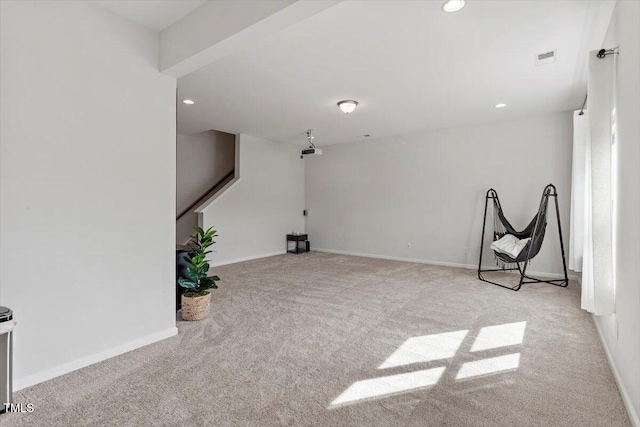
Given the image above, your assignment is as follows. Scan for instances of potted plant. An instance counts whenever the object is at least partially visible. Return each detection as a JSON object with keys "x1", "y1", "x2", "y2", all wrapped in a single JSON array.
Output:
[{"x1": 178, "y1": 226, "x2": 220, "y2": 321}]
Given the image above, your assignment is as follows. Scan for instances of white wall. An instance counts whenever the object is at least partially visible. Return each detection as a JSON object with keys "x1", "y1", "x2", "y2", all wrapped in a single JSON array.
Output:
[
  {"x1": 595, "y1": 1, "x2": 640, "y2": 424},
  {"x1": 306, "y1": 112, "x2": 573, "y2": 276},
  {"x1": 0, "y1": 1, "x2": 177, "y2": 388},
  {"x1": 177, "y1": 130, "x2": 235, "y2": 244},
  {"x1": 198, "y1": 134, "x2": 305, "y2": 265}
]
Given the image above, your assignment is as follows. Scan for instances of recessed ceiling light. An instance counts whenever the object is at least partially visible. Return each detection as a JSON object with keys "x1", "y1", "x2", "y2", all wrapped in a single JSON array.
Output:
[
  {"x1": 182, "y1": 99, "x2": 195, "y2": 105},
  {"x1": 337, "y1": 100, "x2": 359, "y2": 114},
  {"x1": 442, "y1": 0, "x2": 465, "y2": 13},
  {"x1": 495, "y1": 103, "x2": 507, "y2": 108}
]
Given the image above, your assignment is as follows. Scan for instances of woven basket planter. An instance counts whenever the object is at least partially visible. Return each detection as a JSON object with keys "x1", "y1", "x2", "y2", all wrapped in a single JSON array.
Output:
[{"x1": 181, "y1": 292, "x2": 211, "y2": 321}]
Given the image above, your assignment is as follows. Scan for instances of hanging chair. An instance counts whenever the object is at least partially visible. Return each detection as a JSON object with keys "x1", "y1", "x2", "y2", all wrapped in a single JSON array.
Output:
[{"x1": 477, "y1": 184, "x2": 569, "y2": 291}]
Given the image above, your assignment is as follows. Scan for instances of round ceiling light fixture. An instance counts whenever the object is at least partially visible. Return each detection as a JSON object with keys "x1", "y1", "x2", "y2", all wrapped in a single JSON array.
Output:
[
  {"x1": 337, "y1": 100, "x2": 359, "y2": 114},
  {"x1": 494, "y1": 103, "x2": 507, "y2": 108},
  {"x1": 442, "y1": 0, "x2": 466, "y2": 13},
  {"x1": 182, "y1": 99, "x2": 195, "y2": 105}
]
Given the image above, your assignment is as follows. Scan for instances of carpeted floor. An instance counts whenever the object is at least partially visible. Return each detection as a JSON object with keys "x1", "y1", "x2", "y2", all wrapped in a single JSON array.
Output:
[{"x1": 1, "y1": 252, "x2": 630, "y2": 426}]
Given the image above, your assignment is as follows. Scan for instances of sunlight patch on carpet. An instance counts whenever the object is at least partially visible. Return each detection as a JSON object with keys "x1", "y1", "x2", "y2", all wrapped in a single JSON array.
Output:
[
  {"x1": 378, "y1": 330, "x2": 468, "y2": 369},
  {"x1": 470, "y1": 321, "x2": 527, "y2": 352},
  {"x1": 455, "y1": 353, "x2": 521, "y2": 380},
  {"x1": 330, "y1": 367, "x2": 446, "y2": 407},
  {"x1": 333, "y1": 322, "x2": 526, "y2": 407}
]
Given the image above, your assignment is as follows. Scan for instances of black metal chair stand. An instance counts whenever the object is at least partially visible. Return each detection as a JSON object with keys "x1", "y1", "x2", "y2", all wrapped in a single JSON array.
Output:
[{"x1": 477, "y1": 184, "x2": 569, "y2": 291}]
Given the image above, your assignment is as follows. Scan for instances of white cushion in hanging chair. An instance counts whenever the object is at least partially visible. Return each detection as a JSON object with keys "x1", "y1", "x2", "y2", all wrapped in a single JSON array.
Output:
[{"x1": 490, "y1": 234, "x2": 531, "y2": 259}]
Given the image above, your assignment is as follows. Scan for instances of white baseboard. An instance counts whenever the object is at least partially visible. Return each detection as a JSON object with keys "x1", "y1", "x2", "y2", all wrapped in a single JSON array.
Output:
[
  {"x1": 211, "y1": 250, "x2": 286, "y2": 267},
  {"x1": 14, "y1": 327, "x2": 178, "y2": 391},
  {"x1": 593, "y1": 316, "x2": 639, "y2": 427},
  {"x1": 313, "y1": 248, "x2": 579, "y2": 281}
]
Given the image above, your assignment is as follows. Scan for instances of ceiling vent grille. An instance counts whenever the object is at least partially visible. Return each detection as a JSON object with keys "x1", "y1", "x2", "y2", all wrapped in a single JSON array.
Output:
[{"x1": 535, "y1": 50, "x2": 557, "y2": 66}]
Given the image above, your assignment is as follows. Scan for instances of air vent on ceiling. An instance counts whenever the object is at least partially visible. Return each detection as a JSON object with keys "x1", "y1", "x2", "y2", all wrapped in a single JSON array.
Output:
[{"x1": 535, "y1": 50, "x2": 557, "y2": 66}]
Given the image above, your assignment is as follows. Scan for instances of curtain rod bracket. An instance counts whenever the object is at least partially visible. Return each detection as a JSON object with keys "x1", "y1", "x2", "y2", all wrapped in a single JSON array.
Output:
[
  {"x1": 581, "y1": 46, "x2": 619, "y2": 115},
  {"x1": 597, "y1": 46, "x2": 619, "y2": 58}
]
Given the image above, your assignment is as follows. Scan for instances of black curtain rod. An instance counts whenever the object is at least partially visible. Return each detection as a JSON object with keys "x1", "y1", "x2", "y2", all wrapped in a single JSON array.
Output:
[{"x1": 579, "y1": 93, "x2": 587, "y2": 116}]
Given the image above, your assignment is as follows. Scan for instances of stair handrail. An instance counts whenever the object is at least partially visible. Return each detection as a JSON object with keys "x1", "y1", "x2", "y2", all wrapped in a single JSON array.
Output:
[{"x1": 176, "y1": 169, "x2": 235, "y2": 221}]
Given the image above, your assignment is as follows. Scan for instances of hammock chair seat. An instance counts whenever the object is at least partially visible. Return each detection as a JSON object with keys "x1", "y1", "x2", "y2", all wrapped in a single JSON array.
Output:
[{"x1": 491, "y1": 194, "x2": 549, "y2": 265}]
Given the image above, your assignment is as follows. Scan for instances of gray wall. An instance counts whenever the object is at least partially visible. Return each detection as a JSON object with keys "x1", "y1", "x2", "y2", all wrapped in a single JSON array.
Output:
[
  {"x1": 176, "y1": 130, "x2": 235, "y2": 244},
  {"x1": 0, "y1": 0, "x2": 177, "y2": 388},
  {"x1": 305, "y1": 112, "x2": 573, "y2": 277},
  {"x1": 596, "y1": 1, "x2": 640, "y2": 423}
]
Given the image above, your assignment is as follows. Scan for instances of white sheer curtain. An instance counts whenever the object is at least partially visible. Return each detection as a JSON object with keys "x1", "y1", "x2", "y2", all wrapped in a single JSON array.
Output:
[
  {"x1": 571, "y1": 50, "x2": 616, "y2": 315},
  {"x1": 570, "y1": 111, "x2": 587, "y2": 273}
]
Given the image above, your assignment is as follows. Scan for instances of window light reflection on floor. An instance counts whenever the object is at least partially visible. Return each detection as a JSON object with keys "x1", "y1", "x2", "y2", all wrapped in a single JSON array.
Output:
[
  {"x1": 331, "y1": 322, "x2": 527, "y2": 407},
  {"x1": 470, "y1": 321, "x2": 527, "y2": 352},
  {"x1": 455, "y1": 353, "x2": 521, "y2": 380},
  {"x1": 330, "y1": 367, "x2": 446, "y2": 407},
  {"x1": 378, "y1": 330, "x2": 468, "y2": 369}
]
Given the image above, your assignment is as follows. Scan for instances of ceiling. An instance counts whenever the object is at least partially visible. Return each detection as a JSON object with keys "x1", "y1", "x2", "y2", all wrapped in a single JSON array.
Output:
[
  {"x1": 177, "y1": 0, "x2": 614, "y2": 146},
  {"x1": 93, "y1": 0, "x2": 207, "y2": 32}
]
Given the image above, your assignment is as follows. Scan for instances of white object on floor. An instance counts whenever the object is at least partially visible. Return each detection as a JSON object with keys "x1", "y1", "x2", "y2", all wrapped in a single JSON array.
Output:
[{"x1": 490, "y1": 234, "x2": 531, "y2": 259}]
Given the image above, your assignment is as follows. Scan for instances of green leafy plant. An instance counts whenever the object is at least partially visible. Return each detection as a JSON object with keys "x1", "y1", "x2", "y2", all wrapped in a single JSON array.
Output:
[{"x1": 178, "y1": 226, "x2": 220, "y2": 297}]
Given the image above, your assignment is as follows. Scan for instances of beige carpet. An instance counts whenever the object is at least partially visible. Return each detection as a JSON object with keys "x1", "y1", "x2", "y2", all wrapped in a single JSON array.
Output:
[{"x1": 2, "y1": 252, "x2": 630, "y2": 426}]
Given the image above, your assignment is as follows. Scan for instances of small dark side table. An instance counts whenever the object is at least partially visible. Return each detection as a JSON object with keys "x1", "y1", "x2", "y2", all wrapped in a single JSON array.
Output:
[{"x1": 287, "y1": 234, "x2": 309, "y2": 254}]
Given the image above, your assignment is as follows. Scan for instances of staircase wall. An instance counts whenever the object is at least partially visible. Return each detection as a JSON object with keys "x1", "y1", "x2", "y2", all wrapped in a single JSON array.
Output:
[
  {"x1": 198, "y1": 134, "x2": 305, "y2": 265},
  {"x1": 177, "y1": 130, "x2": 235, "y2": 244}
]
